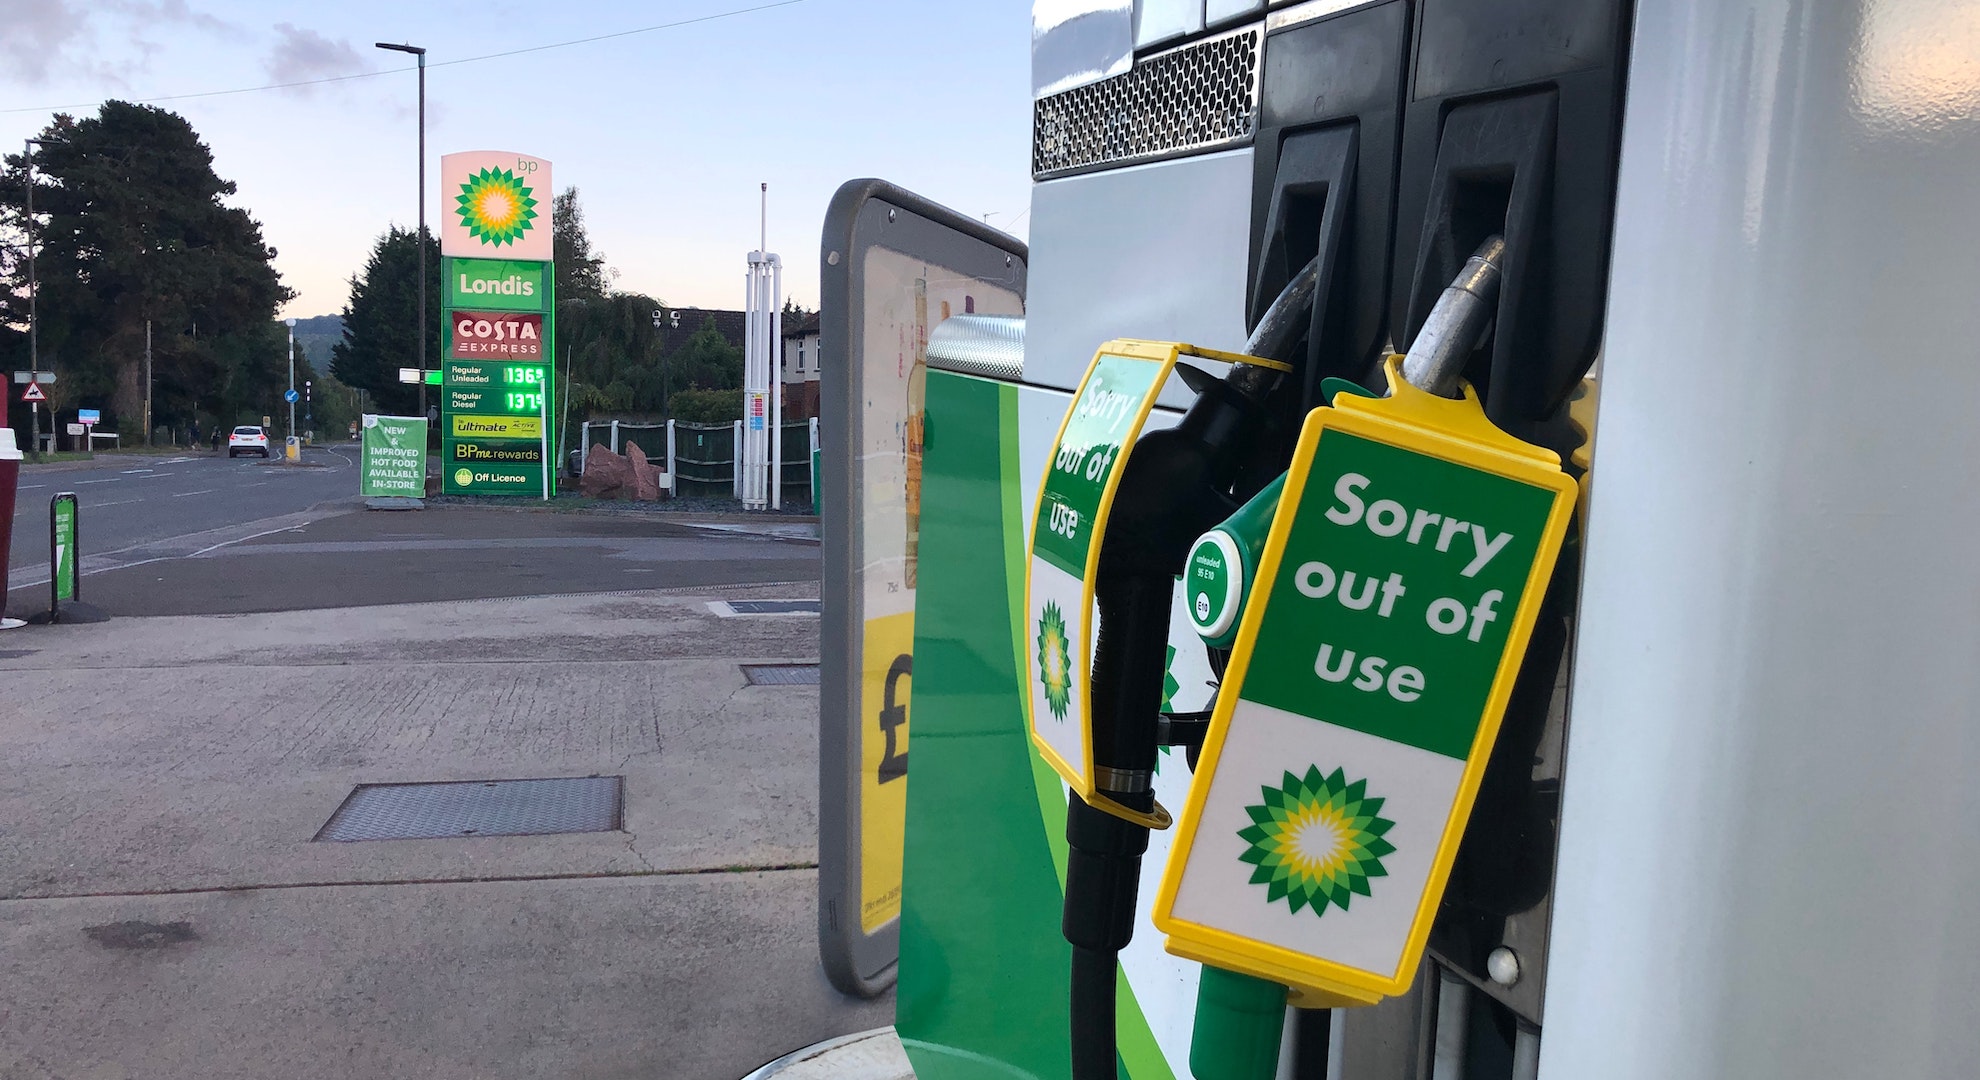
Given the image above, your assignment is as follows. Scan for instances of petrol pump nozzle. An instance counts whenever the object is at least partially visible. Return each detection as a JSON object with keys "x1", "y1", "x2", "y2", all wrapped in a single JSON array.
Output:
[
  {"x1": 1063, "y1": 256, "x2": 1323, "y2": 1080},
  {"x1": 1400, "y1": 234, "x2": 1506, "y2": 397}
]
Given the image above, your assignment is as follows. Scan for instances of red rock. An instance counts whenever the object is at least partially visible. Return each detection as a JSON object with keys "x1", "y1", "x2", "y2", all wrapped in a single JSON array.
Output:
[
  {"x1": 626, "y1": 440, "x2": 663, "y2": 501},
  {"x1": 580, "y1": 444, "x2": 633, "y2": 499}
]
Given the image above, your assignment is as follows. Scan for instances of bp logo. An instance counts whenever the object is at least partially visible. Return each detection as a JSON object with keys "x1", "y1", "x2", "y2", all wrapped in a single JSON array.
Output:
[
  {"x1": 1036, "y1": 600, "x2": 1072, "y2": 720},
  {"x1": 453, "y1": 467, "x2": 474, "y2": 487},
  {"x1": 454, "y1": 168, "x2": 540, "y2": 247},
  {"x1": 1238, "y1": 766, "x2": 1395, "y2": 917}
]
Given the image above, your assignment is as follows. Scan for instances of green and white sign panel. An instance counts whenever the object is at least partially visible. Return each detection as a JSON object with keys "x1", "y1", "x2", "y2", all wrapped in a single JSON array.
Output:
[
  {"x1": 1155, "y1": 358, "x2": 1578, "y2": 1007},
  {"x1": 1025, "y1": 341, "x2": 1175, "y2": 801},
  {"x1": 1024, "y1": 340, "x2": 1275, "y2": 805},
  {"x1": 52, "y1": 493, "x2": 78, "y2": 605},
  {"x1": 359, "y1": 415, "x2": 429, "y2": 497}
]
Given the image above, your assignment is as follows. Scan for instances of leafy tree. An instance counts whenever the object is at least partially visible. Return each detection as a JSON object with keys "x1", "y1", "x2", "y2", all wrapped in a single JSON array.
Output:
[
  {"x1": 553, "y1": 187, "x2": 610, "y2": 303},
  {"x1": 331, "y1": 226, "x2": 438, "y2": 415},
  {"x1": 0, "y1": 101, "x2": 290, "y2": 434},
  {"x1": 668, "y1": 388, "x2": 742, "y2": 422},
  {"x1": 669, "y1": 316, "x2": 743, "y2": 392}
]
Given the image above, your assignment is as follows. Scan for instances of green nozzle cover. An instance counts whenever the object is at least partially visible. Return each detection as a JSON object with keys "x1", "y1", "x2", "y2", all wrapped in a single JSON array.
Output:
[
  {"x1": 1189, "y1": 966, "x2": 1289, "y2": 1080},
  {"x1": 1185, "y1": 472, "x2": 1286, "y2": 648}
]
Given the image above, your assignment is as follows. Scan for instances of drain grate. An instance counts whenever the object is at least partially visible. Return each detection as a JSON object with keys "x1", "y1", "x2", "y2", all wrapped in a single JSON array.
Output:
[
  {"x1": 742, "y1": 663, "x2": 821, "y2": 686},
  {"x1": 314, "y1": 776, "x2": 623, "y2": 842},
  {"x1": 709, "y1": 599, "x2": 821, "y2": 616}
]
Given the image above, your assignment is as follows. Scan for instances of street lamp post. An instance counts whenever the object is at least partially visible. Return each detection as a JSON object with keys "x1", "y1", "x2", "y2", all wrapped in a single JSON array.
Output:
[
  {"x1": 286, "y1": 317, "x2": 298, "y2": 444},
  {"x1": 375, "y1": 41, "x2": 428, "y2": 421},
  {"x1": 23, "y1": 137, "x2": 41, "y2": 460}
]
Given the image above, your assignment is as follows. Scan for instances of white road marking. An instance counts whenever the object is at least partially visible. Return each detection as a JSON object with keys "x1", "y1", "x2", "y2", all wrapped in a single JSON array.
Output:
[
  {"x1": 73, "y1": 478, "x2": 119, "y2": 484},
  {"x1": 172, "y1": 489, "x2": 218, "y2": 497},
  {"x1": 189, "y1": 523, "x2": 306, "y2": 557}
]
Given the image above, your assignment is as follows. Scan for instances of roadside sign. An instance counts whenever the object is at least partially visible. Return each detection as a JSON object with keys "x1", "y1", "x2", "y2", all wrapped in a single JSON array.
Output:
[
  {"x1": 360, "y1": 415, "x2": 429, "y2": 498},
  {"x1": 262, "y1": 415, "x2": 272, "y2": 428},
  {"x1": 21, "y1": 382, "x2": 45, "y2": 402},
  {"x1": 78, "y1": 408, "x2": 99, "y2": 426},
  {"x1": 284, "y1": 389, "x2": 299, "y2": 404},
  {"x1": 51, "y1": 493, "x2": 79, "y2": 616},
  {"x1": 65, "y1": 423, "x2": 85, "y2": 436},
  {"x1": 12, "y1": 371, "x2": 56, "y2": 384},
  {"x1": 1154, "y1": 358, "x2": 1578, "y2": 1007}
]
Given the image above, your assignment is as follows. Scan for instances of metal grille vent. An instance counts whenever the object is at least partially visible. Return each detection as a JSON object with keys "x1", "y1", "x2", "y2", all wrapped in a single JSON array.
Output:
[
  {"x1": 742, "y1": 663, "x2": 821, "y2": 686},
  {"x1": 314, "y1": 777, "x2": 623, "y2": 842},
  {"x1": 1033, "y1": 26, "x2": 1262, "y2": 179}
]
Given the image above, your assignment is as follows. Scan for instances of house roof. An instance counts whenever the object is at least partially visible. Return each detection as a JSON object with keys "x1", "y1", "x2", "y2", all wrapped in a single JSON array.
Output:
[
  {"x1": 781, "y1": 311, "x2": 821, "y2": 339},
  {"x1": 653, "y1": 308, "x2": 746, "y2": 353}
]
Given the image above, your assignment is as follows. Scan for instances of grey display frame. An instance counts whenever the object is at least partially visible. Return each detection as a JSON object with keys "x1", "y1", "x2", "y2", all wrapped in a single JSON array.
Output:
[{"x1": 817, "y1": 179, "x2": 1028, "y2": 998}]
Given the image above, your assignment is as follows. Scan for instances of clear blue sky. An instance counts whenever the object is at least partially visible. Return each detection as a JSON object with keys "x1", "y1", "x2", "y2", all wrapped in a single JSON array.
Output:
[{"x1": 0, "y1": 0, "x2": 1036, "y2": 318}]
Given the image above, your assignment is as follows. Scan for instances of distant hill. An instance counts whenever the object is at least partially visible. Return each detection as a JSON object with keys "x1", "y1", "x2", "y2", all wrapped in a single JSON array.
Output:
[{"x1": 286, "y1": 314, "x2": 344, "y2": 371}]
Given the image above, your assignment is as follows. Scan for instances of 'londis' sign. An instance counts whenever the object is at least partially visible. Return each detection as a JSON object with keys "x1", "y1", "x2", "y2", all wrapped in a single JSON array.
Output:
[
  {"x1": 446, "y1": 258, "x2": 546, "y2": 311},
  {"x1": 1154, "y1": 355, "x2": 1577, "y2": 1007},
  {"x1": 1024, "y1": 339, "x2": 1268, "y2": 803}
]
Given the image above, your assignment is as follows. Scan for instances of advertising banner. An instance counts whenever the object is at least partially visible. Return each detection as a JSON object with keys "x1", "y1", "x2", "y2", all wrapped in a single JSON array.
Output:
[
  {"x1": 439, "y1": 151, "x2": 553, "y2": 262},
  {"x1": 446, "y1": 259, "x2": 547, "y2": 312},
  {"x1": 449, "y1": 311, "x2": 545, "y2": 359},
  {"x1": 359, "y1": 414, "x2": 429, "y2": 498}
]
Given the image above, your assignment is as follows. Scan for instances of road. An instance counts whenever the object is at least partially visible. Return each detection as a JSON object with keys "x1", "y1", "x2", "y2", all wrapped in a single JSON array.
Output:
[
  {"x1": 3, "y1": 444, "x2": 820, "y2": 620},
  {"x1": 6, "y1": 446, "x2": 356, "y2": 581}
]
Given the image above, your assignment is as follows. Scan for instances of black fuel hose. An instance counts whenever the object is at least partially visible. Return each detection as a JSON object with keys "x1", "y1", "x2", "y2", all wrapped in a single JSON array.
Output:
[{"x1": 1063, "y1": 254, "x2": 1323, "y2": 1080}]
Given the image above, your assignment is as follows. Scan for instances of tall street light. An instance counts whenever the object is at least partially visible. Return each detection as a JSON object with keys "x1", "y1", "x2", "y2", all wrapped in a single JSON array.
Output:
[
  {"x1": 22, "y1": 137, "x2": 43, "y2": 460},
  {"x1": 286, "y1": 316, "x2": 298, "y2": 445},
  {"x1": 375, "y1": 41, "x2": 428, "y2": 424}
]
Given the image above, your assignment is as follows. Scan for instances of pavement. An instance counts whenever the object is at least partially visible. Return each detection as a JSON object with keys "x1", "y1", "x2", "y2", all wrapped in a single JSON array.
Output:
[{"x1": 0, "y1": 477, "x2": 891, "y2": 1077}]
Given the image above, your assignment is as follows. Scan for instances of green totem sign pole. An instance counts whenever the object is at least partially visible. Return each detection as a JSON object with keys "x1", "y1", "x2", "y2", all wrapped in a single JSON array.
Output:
[{"x1": 439, "y1": 152, "x2": 555, "y2": 497}]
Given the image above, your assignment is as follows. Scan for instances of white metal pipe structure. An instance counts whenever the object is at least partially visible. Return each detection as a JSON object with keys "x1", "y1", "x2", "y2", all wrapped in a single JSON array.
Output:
[
  {"x1": 740, "y1": 183, "x2": 782, "y2": 511},
  {"x1": 666, "y1": 418, "x2": 678, "y2": 497},
  {"x1": 771, "y1": 253, "x2": 783, "y2": 511},
  {"x1": 732, "y1": 419, "x2": 742, "y2": 499},
  {"x1": 1541, "y1": 1, "x2": 1980, "y2": 1076}
]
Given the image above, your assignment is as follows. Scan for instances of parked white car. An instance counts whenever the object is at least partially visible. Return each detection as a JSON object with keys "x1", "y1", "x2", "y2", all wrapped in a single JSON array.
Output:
[{"x1": 228, "y1": 425, "x2": 271, "y2": 458}]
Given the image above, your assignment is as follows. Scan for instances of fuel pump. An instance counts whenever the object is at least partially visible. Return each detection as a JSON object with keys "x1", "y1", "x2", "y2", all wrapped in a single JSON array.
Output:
[
  {"x1": 1152, "y1": 236, "x2": 1577, "y2": 1080},
  {"x1": 1026, "y1": 255, "x2": 1328, "y2": 1080}
]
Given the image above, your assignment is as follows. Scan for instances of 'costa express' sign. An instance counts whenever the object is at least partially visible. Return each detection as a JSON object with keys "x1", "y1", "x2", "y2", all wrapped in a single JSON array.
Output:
[
  {"x1": 447, "y1": 258, "x2": 545, "y2": 311},
  {"x1": 450, "y1": 312, "x2": 543, "y2": 359}
]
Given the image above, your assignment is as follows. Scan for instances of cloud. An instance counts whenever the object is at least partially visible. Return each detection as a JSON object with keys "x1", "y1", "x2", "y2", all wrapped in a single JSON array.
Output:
[
  {"x1": 0, "y1": 0, "x2": 97, "y2": 84},
  {"x1": 264, "y1": 23, "x2": 370, "y2": 94},
  {"x1": 0, "y1": 0, "x2": 239, "y2": 88}
]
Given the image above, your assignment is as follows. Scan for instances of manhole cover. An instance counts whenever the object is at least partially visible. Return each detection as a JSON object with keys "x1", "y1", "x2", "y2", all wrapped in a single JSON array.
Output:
[
  {"x1": 314, "y1": 776, "x2": 623, "y2": 842},
  {"x1": 742, "y1": 663, "x2": 821, "y2": 686},
  {"x1": 708, "y1": 599, "x2": 821, "y2": 616}
]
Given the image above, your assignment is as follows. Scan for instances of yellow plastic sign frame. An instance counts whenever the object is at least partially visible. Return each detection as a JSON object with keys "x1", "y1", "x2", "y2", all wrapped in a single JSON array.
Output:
[
  {"x1": 1153, "y1": 356, "x2": 1578, "y2": 1006},
  {"x1": 1023, "y1": 340, "x2": 1281, "y2": 818}
]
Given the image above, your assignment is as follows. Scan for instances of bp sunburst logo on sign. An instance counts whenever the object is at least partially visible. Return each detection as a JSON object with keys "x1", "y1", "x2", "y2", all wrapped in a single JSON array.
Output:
[
  {"x1": 439, "y1": 151, "x2": 553, "y2": 262},
  {"x1": 1238, "y1": 766, "x2": 1395, "y2": 918},
  {"x1": 1036, "y1": 601, "x2": 1072, "y2": 721},
  {"x1": 455, "y1": 168, "x2": 539, "y2": 247}
]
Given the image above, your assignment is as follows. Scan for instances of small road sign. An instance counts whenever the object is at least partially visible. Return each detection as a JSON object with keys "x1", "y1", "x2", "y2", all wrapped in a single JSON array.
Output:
[
  {"x1": 21, "y1": 382, "x2": 46, "y2": 402},
  {"x1": 78, "y1": 408, "x2": 99, "y2": 426},
  {"x1": 12, "y1": 371, "x2": 56, "y2": 384},
  {"x1": 66, "y1": 423, "x2": 85, "y2": 436},
  {"x1": 284, "y1": 389, "x2": 300, "y2": 403}
]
